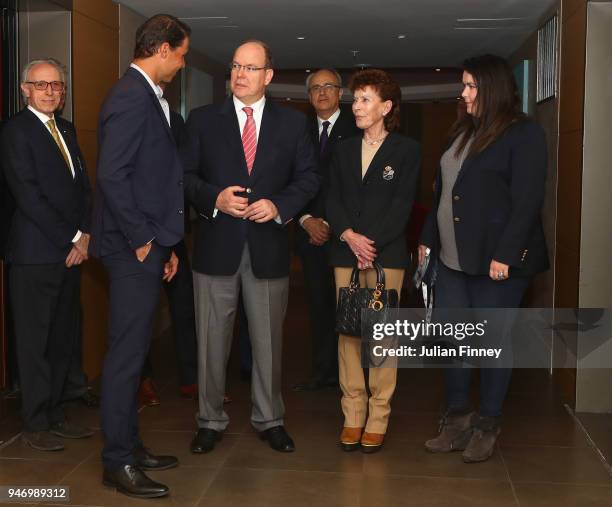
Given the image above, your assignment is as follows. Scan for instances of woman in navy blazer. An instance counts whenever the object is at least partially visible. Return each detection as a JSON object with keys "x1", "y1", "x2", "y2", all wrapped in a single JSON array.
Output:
[
  {"x1": 327, "y1": 69, "x2": 420, "y2": 453},
  {"x1": 419, "y1": 55, "x2": 548, "y2": 463}
]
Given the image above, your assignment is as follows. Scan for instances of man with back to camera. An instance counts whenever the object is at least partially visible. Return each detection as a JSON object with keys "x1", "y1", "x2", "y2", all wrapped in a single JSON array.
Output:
[
  {"x1": 293, "y1": 68, "x2": 360, "y2": 392},
  {"x1": 1, "y1": 58, "x2": 93, "y2": 452},
  {"x1": 182, "y1": 40, "x2": 319, "y2": 454},
  {"x1": 89, "y1": 14, "x2": 190, "y2": 498}
]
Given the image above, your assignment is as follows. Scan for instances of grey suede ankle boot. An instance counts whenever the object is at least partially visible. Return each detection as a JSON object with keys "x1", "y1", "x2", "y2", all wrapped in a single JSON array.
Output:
[
  {"x1": 462, "y1": 415, "x2": 501, "y2": 463},
  {"x1": 425, "y1": 410, "x2": 475, "y2": 453}
]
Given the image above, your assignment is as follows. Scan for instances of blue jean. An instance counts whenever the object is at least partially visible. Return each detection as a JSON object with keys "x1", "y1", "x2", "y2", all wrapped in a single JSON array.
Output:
[{"x1": 434, "y1": 262, "x2": 530, "y2": 418}]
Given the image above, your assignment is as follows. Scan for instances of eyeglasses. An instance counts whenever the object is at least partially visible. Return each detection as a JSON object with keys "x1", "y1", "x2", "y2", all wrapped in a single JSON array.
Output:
[
  {"x1": 24, "y1": 80, "x2": 65, "y2": 92},
  {"x1": 230, "y1": 63, "x2": 268, "y2": 73},
  {"x1": 309, "y1": 83, "x2": 341, "y2": 94}
]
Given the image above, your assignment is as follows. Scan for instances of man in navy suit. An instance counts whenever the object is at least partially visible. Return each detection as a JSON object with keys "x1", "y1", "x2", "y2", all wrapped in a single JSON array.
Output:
[
  {"x1": 90, "y1": 14, "x2": 190, "y2": 499},
  {"x1": 1, "y1": 58, "x2": 93, "y2": 451},
  {"x1": 293, "y1": 68, "x2": 360, "y2": 392},
  {"x1": 183, "y1": 40, "x2": 319, "y2": 455}
]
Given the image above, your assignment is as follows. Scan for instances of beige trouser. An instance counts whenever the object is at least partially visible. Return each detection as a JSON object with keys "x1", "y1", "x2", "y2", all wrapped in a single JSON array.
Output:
[{"x1": 334, "y1": 266, "x2": 405, "y2": 434}]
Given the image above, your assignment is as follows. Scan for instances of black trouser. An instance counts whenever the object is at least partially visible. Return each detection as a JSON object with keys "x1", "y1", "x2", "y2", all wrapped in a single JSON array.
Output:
[
  {"x1": 101, "y1": 244, "x2": 169, "y2": 470},
  {"x1": 61, "y1": 306, "x2": 89, "y2": 401},
  {"x1": 10, "y1": 263, "x2": 80, "y2": 431},
  {"x1": 300, "y1": 241, "x2": 338, "y2": 382},
  {"x1": 142, "y1": 240, "x2": 198, "y2": 386},
  {"x1": 434, "y1": 261, "x2": 530, "y2": 418}
]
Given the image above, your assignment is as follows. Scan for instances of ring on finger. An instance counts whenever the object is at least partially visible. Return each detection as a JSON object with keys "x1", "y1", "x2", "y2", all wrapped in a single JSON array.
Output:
[{"x1": 497, "y1": 271, "x2": 504, "y2": 279}]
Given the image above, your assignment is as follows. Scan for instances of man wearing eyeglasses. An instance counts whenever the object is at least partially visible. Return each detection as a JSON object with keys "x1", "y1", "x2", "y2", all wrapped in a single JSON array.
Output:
[
  {"x1": 293, "y1": 69, "x2": 360, "y2": 392},
  {"x1": 183, "y1": 40, "x2": 319, "y2": 455},
  {"x1": 0, "y1": 59, "x2": 93, "y2": 452}
]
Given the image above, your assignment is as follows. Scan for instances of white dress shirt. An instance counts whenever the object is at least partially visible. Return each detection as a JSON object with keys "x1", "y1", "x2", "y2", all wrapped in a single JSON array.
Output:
[
  {"x1": 130, "y1": 63, "x2": 170, "y2": 126},
  {"x1": 28, "y1": 105, "x2": 82, "y2": 243}
]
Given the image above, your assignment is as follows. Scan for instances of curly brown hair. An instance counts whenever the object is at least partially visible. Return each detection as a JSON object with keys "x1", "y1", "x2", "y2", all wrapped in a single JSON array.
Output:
[{"x1": 349, "y1": 69, "x2": 401, "y2": 131}]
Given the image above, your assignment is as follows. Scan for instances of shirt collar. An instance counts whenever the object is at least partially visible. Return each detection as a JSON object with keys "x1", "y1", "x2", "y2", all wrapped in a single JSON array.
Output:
[
  {"x1": 318, "y1": 108, "x2": 341, "y2": 130},
  {"x1": 233, "y1": 94, "x2": 266, "y2": 115},
  {"x1": 28, "y1": 105, "x2": 55, "y2": 124},
  {"x1": 130, "y1": 63, "x2": 163, "y2": 99}
]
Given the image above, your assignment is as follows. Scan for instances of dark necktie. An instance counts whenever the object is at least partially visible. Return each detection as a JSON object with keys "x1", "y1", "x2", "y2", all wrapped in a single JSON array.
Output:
[{"x1": 319, "y1": 120, "x2": 330, "y2": 155}]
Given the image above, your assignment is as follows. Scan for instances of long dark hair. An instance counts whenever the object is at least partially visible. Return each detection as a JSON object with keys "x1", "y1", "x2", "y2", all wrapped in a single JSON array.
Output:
[{"x1": 451, "y1": 54, "x2": 525, "y2": 157}]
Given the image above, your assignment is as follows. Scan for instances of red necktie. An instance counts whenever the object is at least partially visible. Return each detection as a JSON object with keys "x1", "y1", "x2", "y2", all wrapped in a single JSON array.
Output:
[{"x1": 242, "y1": 107, "x2": 257, "y2": 174}]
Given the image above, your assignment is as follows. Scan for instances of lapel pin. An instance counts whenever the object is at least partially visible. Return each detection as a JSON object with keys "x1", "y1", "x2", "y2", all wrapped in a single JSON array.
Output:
[{"x1": 383, "y1": 165, "x2": 394, "y2": 180}]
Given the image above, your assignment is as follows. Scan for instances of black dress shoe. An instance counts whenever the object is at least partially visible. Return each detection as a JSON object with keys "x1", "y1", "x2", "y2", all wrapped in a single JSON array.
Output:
[
  {"x1": 133, "y1": 446, "x2": 178, "y2": 471},
  {"x1": 103, "y1": 465, "x2": 169, "y2": 498},
  {"x1": 190, "y1": 428, "x2": 222, "y2": 454},
  {"x1": 260, "y1": 426, "x2": 295, "y2": 452}
]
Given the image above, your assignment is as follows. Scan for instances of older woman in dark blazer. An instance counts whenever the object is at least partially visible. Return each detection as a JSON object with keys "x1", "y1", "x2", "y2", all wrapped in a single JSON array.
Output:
[
  {"x1": 327, "y1": 69, "x2": 420, "y2": 453},
  {"x1": 419, "y1": 54, "x2": 548, "y2": 463}
]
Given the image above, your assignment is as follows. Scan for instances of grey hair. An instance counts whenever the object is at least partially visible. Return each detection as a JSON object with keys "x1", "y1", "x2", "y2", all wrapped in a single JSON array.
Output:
[
  {"x1": 306, "y1": 68, "x2": 342, "y2": 90},
  {"x1": 20, "y1": 58, "x2": 67, "y2": 104}
]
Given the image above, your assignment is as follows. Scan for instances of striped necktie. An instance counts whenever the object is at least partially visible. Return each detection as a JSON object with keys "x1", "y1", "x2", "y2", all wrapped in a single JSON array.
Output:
[{"x1": 242, "y1": 107, "x2": 257, "y2": 174}]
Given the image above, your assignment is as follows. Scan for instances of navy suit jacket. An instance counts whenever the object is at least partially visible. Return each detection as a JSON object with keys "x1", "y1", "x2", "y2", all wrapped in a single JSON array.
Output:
[
  {"x1": 182, "y1": 97, "x2": 319, "y2": 278},
  {"x1": 90, "y1": 67, "x2": 184, "y2": 257},
  {"x1": 1, "y1": 108, "x2": 91, "y2": 264},
  {"x1": 419, "y1": 120, "x2": 549, "y2": 276}
]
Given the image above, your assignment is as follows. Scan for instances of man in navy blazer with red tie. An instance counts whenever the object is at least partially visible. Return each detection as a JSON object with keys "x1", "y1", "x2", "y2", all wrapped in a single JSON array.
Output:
[
  {"x1": 183, "y1": 40, "x2": 319, "y2": 455},
  {"x1": 90, "y1": 14, "x2": 190, "y2": 499}
]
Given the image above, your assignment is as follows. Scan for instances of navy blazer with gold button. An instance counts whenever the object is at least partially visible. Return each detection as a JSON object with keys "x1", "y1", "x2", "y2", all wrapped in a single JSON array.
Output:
[
  {"x1": 419, "y1": 120, "x2": 549, "y2": 277},
  {"x1": 182, "y1": 98, "x2": 319, "y2": 279},
  {"x1": 326, "y1": 131, "x2": 421, "y2": 268}
]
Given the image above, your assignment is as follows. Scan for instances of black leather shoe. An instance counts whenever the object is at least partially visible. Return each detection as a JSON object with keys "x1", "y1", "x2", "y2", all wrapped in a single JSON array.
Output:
[
  {"x1": 190, "y1": 428, "x2": 222, "y2": 454},
  {"x1": 260, "y1": 425, "x2": 295, "y2": 452},
  {"x1": 102, "y1": 465, "x2": 168, "y2": 498},
  {"x1": 133, "y1": 446, "x2": 178, "y2": 471}
]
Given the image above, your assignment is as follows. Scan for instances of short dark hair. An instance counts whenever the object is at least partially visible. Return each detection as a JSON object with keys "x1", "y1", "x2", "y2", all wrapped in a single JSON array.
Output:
[
  {"x1": 236, "y1": 39, "x2": 274, "y2": 69},
  {"x1": 134, "y1": 14, "x2": 191, "y2": 59},
  {"x1": 349, "y1": 69, "x2": 401, "y2": 131}
]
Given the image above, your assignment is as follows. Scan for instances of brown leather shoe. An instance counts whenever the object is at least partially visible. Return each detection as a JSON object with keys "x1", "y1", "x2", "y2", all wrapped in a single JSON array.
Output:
[
  {"x1": 360, "y1": 432, "x2": 384, "y2": 453},
  {"x1": 138, "y1": 378, "x2": 160, "y2": 407},
  {"x1": 339, "y1": 427, "x2": 362, "y2": 452}
]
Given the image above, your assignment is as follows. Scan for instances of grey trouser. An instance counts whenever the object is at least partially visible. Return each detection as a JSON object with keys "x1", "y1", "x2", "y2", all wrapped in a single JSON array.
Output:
[{"x1": 193, "y1": 246, "x2": 289, "y2": 431}]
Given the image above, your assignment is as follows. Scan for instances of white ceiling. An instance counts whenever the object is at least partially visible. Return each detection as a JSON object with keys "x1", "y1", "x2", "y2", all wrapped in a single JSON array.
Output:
[{"x1": 116, "y1": 0, "x2": 558, "y2": 69}]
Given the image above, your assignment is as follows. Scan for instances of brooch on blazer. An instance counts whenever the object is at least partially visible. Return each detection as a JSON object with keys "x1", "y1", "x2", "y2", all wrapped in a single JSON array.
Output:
[{"x1": 382, "y1": 165, "x2": 395, "y2": 180}]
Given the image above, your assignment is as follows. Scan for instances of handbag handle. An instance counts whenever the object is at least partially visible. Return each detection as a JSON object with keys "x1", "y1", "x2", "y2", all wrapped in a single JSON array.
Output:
[{"x1": 348, "y1": 261, "x2": 386, "y2": 290}]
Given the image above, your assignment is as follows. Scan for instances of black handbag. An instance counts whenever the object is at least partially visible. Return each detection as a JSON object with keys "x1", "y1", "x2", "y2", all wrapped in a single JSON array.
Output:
[{"x1": 335, "y1": 262, "x2": 400, "y2": 338}]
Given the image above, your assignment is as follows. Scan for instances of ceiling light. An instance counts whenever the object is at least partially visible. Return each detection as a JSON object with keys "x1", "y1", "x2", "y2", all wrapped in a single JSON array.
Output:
[
  {"x1": 397, "y1": 34, "x2": 406, "y2": 39},
  {"x1": 435, "y1": 68, "x2": 441, "y2": 72},
  {"x1": 179, "y1": 16, "x2": 229, "y2": 20},
  {"x1": 296, "y1": 36, "x2": 305, "y2": 40},
  {"x1": 305, "y1": 69, "x2": 311, "y2": 73},
  {"x1": 456, "y1": 17, "x2": 524, "y2": 22},
  {"x1": 286, "y1": 97, "x2": 292, "y2": 101}
]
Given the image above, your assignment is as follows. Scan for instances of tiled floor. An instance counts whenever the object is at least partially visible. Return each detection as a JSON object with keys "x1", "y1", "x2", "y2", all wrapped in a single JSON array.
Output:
[{"x1": 1, "y1": 284, "x2": 612, "y2": 506}]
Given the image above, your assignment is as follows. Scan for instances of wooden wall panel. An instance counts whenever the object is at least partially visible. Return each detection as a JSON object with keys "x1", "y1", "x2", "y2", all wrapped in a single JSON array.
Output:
[
  {"x1": 72, "y1": 11, "x2": 118, "y2": 132},
  {"x1": 72, "y1": 0, "x2": 118, "y2": 381},
  {"x1": 72, "y1": 0, "x2": 118, "y2": 30},
  {"x1": 554, "y1": 0, "x2": 587, "y2": 313}
]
